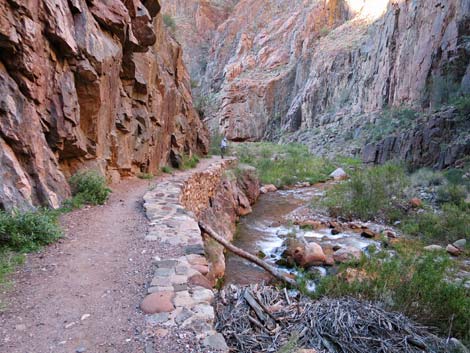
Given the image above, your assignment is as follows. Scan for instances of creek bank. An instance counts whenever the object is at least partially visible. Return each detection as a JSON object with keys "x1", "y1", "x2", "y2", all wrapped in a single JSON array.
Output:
[
  {"x1": 224, "y1": 182, "x2": 391, "y2": 287},
  {"x1": 141, "y1": 157, "x2": 259, "y2": 352}
]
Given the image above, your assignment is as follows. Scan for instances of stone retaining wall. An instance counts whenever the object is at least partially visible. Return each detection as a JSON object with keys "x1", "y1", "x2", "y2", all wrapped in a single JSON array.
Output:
[{"x1": 141, "y1": 158, "x2": 259, "y2": 352}]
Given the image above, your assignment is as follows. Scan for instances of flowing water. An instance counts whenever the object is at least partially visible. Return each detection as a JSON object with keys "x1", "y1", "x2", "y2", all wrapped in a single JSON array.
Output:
[{"x1": 225, "y1": 184, "x2": 379, "y2": 287}]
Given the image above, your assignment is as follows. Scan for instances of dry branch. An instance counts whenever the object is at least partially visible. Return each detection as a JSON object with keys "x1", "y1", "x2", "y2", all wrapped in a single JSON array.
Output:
[
  {"x1": 214, "y1": 284, "x2": 450, "y2": 353},
  {"x1": 198, "y1": 221, "x2": 297, "y2": 287}
]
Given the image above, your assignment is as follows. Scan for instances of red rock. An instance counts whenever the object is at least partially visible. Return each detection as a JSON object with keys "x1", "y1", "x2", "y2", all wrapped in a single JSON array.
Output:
[
  {"x1": 293, "y1": 243, "x2": 326, "y2": 267},
  {"x1": 0, "y1": 0, "x2": 209, "y2": 210},
  {"x1": 410, "y1": 198, "x2": 423, "y2": 208},
  {"x1": 188, "y1": 274, "x2": 213, "y2": 289},
  {"x1": 141, "y1": 291, "x2": 175, "y2": 314},
  {"x1": 446, "y1": 244, "x2": 461, "y2": 257},
  {"x1": 192, "y1": 264, "x2": 209, "y2": 275},
  {"x1": 324, "y1": 256, "x2": 335, "y2": 266},
  {"x1": 260, "y1": 184, "x2": 277, "y2": 194}
]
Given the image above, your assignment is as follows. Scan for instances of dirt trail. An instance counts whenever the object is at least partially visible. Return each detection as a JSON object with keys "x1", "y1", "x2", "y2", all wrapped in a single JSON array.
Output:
[{"x1": 0, "y1": 158, "x2": 219, "y2": 353}]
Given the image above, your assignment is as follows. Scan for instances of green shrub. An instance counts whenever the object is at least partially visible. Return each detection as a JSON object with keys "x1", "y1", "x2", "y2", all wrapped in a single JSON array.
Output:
[
  {"x1": 364, "y1": 107, "x2": 418, "y2": 142},
  {"x1": 401, "y1": 203, "x2": 470, "y2": 243},
  {"x1": 315, "y1": 245, "x2": 470, "y2": 344},
  {"x1": 69, "y1": 170, "x2": 111, "y2": 207},
  {"x1": 162, "y1": 14, "x2": 176, "y2": 34},
  {"x1": 161, "y1": 165, "x2": 173, "y2": 174},
  {"x1": 138, "y1": 173, "x2": 154, "y2": 180},
  {"x1": 233, "y1": 142, "x2": 334, "y2": 187},
  {"x1": 180, "y1": 154, "x2": 200, "y2": 170},
  {"x1": 209, "y1": 133, "x2": 224, "y2": 156},
  {"x1": 436, "y1": 183, "x2": 468, "y2": 206},
  {"x1": 0, "y1": 209, "x2": 62, "y2": 252},
  {"x1": 194, "y1": 93, "x2": 216, "y2": 118},
  {"x1": 451, "y1": 94, "x2": 470, "y2": 121},
  {"x1": 410, "y1": 168, "x2": 445, "y2": 187},
  {"x1": 322, "y1": 163, "x2": 408, "y2": 222}
]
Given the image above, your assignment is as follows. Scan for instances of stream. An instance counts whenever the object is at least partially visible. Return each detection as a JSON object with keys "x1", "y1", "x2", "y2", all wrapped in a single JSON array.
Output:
[{"x1": 225, "y1": 184, "x2": 379, "y2": 288}]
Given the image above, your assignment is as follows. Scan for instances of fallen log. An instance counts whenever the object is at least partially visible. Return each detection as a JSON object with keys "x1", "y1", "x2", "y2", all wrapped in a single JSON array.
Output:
[{"x1": 198, "y1": 221, "x2": 298, "y2": 287}]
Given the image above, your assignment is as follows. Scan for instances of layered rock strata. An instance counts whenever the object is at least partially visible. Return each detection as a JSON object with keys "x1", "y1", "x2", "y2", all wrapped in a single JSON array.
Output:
[
  {"x1": 167, "y1": 0, "x2": 470, "y2": 164},
  {"x1": 142, "y1": 157, "x2": 259, "y2": 351},
  {"x1": 0, "y1": 0, "x2": 208, "y2": 211}
]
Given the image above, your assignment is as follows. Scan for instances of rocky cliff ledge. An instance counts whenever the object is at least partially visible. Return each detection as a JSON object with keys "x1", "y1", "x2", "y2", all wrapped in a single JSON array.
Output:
[
  {"x1": 0, "y1": 0, "x2": 208, "y2": 211},
  {"x1": 166, "y1": 0, "x2": 470, "y2": 163}
]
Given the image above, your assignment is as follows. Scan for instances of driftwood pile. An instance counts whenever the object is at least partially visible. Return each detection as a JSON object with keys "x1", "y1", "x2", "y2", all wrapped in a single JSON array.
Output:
[{"x1": 214, "y1": 284, "x2": 448, "y2": 353}]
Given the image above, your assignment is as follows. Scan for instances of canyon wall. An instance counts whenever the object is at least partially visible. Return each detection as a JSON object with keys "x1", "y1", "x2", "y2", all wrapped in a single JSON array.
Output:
[
  {"x1": 167, "y1": 0, "x2": 470, "y2": 164},
  {"x1": 0, "y1": 0, "x2": 208, "y2": 211}
]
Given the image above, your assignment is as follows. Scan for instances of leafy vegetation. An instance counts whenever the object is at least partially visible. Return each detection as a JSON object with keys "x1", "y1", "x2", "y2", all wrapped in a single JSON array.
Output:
[
  {"x1": 180, "y1": 154, "x2": 200, "y2": 170},
  {"x1": 401, "y1": 203, "x2": 470, "y2": 243},
  {"x1": 0, "y1": 209, "x2": 62, "y2": 252},
  {"x1": 0, "y1": 208, "x2": 62, "y2": 284},
  {"x1": 233, "y1": 142, "x2": 334, "y2": 187},
  {"x1": 161, "y1": 165, "x2": 173, "y2": 174},
  {"x1": 66, "y1": 170, "x2": 111, "y2": 209},
  {"x1": 138, "y1": 173, "x2": 154, "y2": 180},
  {"x1": 322, "y1": 162, "x2": 408, "y2": 222},
  {"x1": 209, "y1": 133, "x2": 224, "y2": 156},
  {"x1": 194, "y1": 93, "x2": 217, "y2": 118},
  {"x1": 363, "y1": 107, "x2": 418, "y2": 143},
  {"x1": 314, "y1": 242, "x2": 470, "y2": 345},
  {"x1": 322, "y1": 162, "x2": 470, "y2": 243}
]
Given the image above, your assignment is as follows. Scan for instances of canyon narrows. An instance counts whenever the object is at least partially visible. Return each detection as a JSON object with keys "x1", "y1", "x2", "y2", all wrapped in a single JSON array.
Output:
[{"x1": 1, "y1": 1, "x2": 470, "y2": 353}]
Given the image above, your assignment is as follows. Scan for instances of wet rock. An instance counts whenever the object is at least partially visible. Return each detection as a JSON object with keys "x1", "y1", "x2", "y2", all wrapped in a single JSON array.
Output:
[
  {"x1": 330, "y1": 168, "x2": 348, "y2": 181},
  {"x1": 260, "y1": 184, "x2": 277, "y2": 194},
  {"x1": 361, "y1": 229, "x2": 376, "y2": 238},
  {"x1": 446, "y1": 244, "x2": 461, "y2": 257},
  {"x1": 293, "y1": 243, "x2": 326, "y2": 267},
  {"x1": 297, "y1": 220, "x2": 325, "y2": 229},
  {"x1": 333, "y1": 246, "x2": 362, "y2": 263},
  {"x1": 141, "y1": 291, "x2": 175, "y2": 314},
  {"x1": 331, "y1": 228, "x2": 341, "y2": 235},
  {"x1": 384, "y1": 230, "x2": 398, "y2": 238}
]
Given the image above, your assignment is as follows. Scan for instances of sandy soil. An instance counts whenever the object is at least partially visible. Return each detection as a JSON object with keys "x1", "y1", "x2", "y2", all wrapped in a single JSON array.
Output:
[{"x1": 0, "y1": 178, "x2": 156, "y2": 353}]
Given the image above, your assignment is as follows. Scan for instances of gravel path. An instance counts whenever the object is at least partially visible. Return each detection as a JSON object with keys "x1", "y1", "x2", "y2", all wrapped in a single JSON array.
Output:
[{"x1": 0, "y1": 177, "x2": 159, "y2": 353}]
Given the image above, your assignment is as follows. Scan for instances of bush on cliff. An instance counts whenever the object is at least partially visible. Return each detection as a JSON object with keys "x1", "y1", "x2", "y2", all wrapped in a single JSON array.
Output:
[
  {"x1": 67, "y1": 170, "x2": 111, "y2": 208},
  {"x1": 234, "y1": 142, "x2": 334, "y2": 187},
  {"x1": 314, "y1": 242, "x2": 470, "y2": 345}
]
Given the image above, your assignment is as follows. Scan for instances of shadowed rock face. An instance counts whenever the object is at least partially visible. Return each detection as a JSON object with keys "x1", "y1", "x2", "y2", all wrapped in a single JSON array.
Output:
[
  {"x1": 0, "y1": 0, "x2": 209, "y2": 210},
  {"x1": 165, "y1": 0, "x2": 470, "y2": 156}
]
